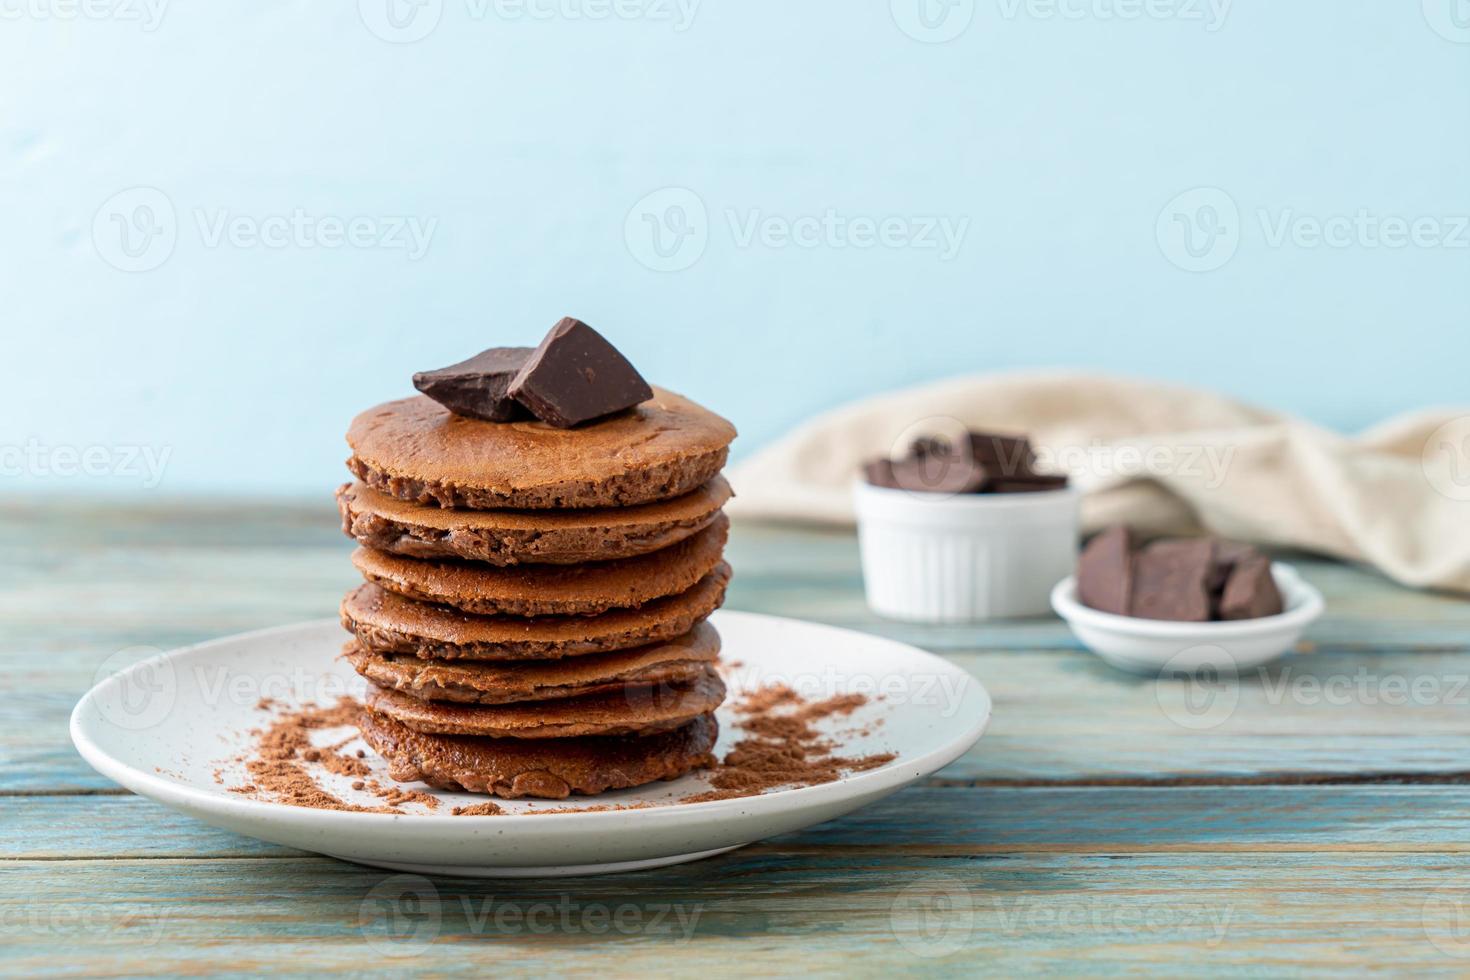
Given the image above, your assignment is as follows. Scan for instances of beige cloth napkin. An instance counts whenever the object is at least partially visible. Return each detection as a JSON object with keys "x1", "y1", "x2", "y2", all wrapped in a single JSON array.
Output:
[{"x1": 727, "y1": 372, "x2": 1470, "y2": 594}]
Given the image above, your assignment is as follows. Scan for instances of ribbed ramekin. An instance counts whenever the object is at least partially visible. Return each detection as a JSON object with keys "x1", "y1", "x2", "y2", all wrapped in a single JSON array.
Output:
[{"x1": 853, "y1": 480, "x2": 1080, "y2": 622}]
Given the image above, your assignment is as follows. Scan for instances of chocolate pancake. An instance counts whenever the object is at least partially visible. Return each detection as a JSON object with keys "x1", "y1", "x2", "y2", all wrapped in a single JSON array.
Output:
[
  {"x1": 358, "y1": 709, "x2": 719, "y2": 799},
  {"x1": 337, "y1": 476, "x2": 732, "y2": 565},
  {"x1": 346, "y1": 388, "x2": 736, "y2": 510},
  {"x1": 342, "y1": 621, "x2": 721, "y2": 705},
  {"x1": 363, "y1": 667, "x2": 725, "y2": 738},
  {"x1": 341, "y1": 563, "x2": 730, "y2": 661},
  {"x1": 350, "y1": 514, "x2": 729, "y2": 617}
]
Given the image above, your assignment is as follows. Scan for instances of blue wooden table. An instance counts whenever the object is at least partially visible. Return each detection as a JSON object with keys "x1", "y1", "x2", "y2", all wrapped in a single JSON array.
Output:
[{"x1": 5, "y1": 500, "x2": 1470, "y2": 975}]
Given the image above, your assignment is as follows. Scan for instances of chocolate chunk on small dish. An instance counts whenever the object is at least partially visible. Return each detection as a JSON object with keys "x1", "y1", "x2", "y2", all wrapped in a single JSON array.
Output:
[
  {"x1": 1051, "y1": 528, "x2": 1320, "y2": 674},
  {"x1": 853, "y1": 429, "x2": 1078, "y2": 622}
]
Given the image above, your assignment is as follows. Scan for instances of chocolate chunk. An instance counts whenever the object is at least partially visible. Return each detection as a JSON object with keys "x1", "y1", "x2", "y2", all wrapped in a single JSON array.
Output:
[
  {"x1": 1218, "y1": 555, "x2": 1284, "y2": 620},
  {"x1": 508, "y1": 318, "x2": 653, "y2": 428},
  {"x1": 909, "y1": 436, "x2": 953, "y2": 460},
  {"x1": 966, "y1": 433, "x2": 1036, "y2": 477},
  {"x1": 901, "y1": 431, "x2": 1061, "y2": 494},
  {"x1": 413, "y1": 347, "x2": 534, "y2": 422},
  {"x1": 1129, "y1": 539, "x2": 1215, "y2": 622},
  {"x1": 1206, "y1": 539, "x2": 1259, "y2": 595},
  {"x1": 1077, "y1": 526, "x2": 1133, "y2": 616},
  {"x1": 864, "y1": 455, "x2": 990, "y2": 494},
  {"x1": 989, "y1": 474, "x2": 1069, "y2": 493}
]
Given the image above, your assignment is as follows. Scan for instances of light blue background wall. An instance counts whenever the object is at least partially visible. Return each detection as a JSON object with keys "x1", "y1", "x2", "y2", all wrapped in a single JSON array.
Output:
[{"x1": 4, "y1": 1, "x2": 1468, "y2": 496}]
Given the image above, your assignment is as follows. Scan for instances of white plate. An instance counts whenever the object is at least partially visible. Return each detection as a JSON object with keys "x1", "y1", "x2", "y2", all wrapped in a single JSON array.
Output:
[
  {"x1": 71, "y1": 610, "x2": 990, "y2": 877},
  {"x1": 1050, "y1": 563, "x2": 1324, "y2": 674}
]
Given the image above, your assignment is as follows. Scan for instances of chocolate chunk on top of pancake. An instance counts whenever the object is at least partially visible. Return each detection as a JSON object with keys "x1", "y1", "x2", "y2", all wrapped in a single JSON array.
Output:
[
  {"x1": 507, "y1": 317, "x2": 654, "y2": 428},
  {"x1": 350, "y1": 513, "x2": 728, "y2": 617},
  {"x1": 364, "y1": 666, "x2": 726, "y2": 738},
  {"x1": 340, "y1": 562, "x2": 731, "y2": 661},
  {"x1": 346, "y1": 387, "x2": 734, "y2": 510},
  {"x1": 413, "y1": 347, "x2": 534, "y2": 423},
  {"x1": 341, "y1": 621, "x2": 721, "y2": 705},
  {"x1": 358, "y1": 708, "x2": 719, "y2": 799},
  {"x1": 336, "y1": 476, "x2": 733, "y2": 565}
]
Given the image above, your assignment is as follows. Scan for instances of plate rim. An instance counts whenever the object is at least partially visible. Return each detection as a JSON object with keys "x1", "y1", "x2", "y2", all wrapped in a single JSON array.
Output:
[{"x1": 70, "y1": 610, "x2": 991, "y2": 828}]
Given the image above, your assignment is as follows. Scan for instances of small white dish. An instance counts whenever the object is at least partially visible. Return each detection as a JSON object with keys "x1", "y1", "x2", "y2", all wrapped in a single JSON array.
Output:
[
  {"x1": 71, "y1": 610, "x2": 991, "y2": 878},
  {"x1": 1050, "y1": 563, "x2": 1324, "y2": 674},
  {"x1": 854, "y1": 479, "x2": 1079, "y2": 622}
]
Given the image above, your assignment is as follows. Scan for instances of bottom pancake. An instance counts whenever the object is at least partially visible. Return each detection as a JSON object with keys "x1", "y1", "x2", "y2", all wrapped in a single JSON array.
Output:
[
  {"x1": 363, "y1": 667, "x2": 726, "y2": 738},
  {"x1": 358, "y1": 708, "x2": 719, "y2": 799}
]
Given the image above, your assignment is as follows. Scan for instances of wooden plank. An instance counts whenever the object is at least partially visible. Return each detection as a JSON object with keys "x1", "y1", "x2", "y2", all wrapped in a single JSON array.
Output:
[
  {"x1": 7, "y1": 784, "x2": 1470, "y2": 974},
  {"x1": 8, "y1": 785, "x2": 1470, "y2": 860},
  {"x1": 5, "y1": 852, "x2": 1470, "y2": 976}
]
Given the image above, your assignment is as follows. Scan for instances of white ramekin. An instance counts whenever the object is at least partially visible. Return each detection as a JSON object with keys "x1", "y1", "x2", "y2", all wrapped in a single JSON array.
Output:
[{"x1": 853, "y1": 480, "x2": 1080, "y2": 623}]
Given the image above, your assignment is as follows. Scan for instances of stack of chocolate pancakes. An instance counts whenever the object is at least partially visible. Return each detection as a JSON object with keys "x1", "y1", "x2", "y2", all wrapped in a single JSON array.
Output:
[{"x1": 335, "y1": 320, "x2": 737, "y2": 800}]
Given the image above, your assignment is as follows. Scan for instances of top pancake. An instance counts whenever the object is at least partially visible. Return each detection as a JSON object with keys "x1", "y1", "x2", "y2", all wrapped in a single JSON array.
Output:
[
  {"x1": 336, "y1": 476, "x2": 732, "y2": 565},
  {"x1": 346, "y1": 387, "x2": 736, "y2": 510}
]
